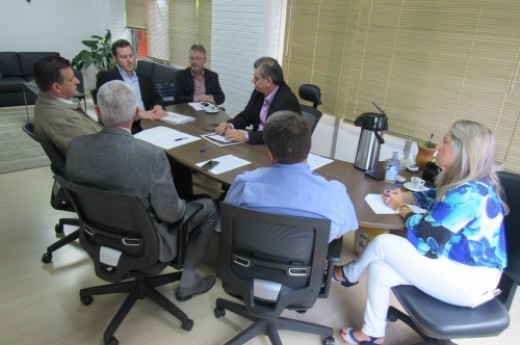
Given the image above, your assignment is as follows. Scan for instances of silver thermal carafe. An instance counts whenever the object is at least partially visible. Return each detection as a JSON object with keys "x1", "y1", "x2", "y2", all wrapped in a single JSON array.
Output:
[{"x1": 354, "y1": 103, "x2": 388, "y2": 171}]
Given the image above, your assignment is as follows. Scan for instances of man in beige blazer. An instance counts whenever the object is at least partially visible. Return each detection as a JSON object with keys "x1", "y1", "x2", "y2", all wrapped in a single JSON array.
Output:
[{"x1": 33, "y1": 55, "x2": 101, "y2": 156}]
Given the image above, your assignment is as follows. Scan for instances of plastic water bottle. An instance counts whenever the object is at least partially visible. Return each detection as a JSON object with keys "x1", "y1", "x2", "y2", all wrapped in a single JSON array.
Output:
[{"x1": 385, "y1": 151, "x2": 400, "y2": 183}]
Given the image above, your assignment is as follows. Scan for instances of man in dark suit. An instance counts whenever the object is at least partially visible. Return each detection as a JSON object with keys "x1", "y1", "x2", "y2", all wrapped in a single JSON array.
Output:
[
  {"x1": 66, "y1": 80, "x2": 217, "y2": 301},
  {"x1": 174, "y1": 44, "x2": 225, "y2": 105},
  {"x1": 96, "y1": 39, "x2": 166, "y2": 133},
  {"x1": 215, "y1": 57, "x2": 300, "y2": 145}
]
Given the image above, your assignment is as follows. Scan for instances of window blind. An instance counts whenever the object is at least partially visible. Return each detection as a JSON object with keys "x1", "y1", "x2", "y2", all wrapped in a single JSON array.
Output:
[
  {"x1": 169, "y1": 0, "x2": 212, "y2": 67},
  {"x1": 125, "y1": 0, "x2": 146, "y2": 30},
  {"x1": 147, "y1": 0, "x2": 170, "y2": 61},
  {"x1": 283, "y1": 0, "x2": 520, "y2": 172}
]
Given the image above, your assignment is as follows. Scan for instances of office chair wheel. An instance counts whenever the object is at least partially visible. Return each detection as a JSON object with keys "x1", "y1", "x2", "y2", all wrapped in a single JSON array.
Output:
[
  {"x1": 324, "y1": 336, "x2": 335, "y2": 345},
  {"x1": 55, "y1": 224, "x2": 63, "y2": 234},
  {"x1": 104, "y1": 336, "x2": 118, "y2": 345},
  {"x1": 41, "y1": 252, "x2": 52, "y2": 263},
  {"x1": 181, "y1": 319, "x2": 194, "y2": 331},
  {"x1": 214, "y1": 307, "x2": 226, "y2": 318},
  {"x1": 81, "y1": 295, "x2": 93, "y2": 306}
]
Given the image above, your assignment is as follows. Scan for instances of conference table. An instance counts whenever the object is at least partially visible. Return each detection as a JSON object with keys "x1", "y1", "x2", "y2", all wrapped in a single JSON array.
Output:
[{"x1": 142, "y1": 104, "x2": 414, "y2": 230}]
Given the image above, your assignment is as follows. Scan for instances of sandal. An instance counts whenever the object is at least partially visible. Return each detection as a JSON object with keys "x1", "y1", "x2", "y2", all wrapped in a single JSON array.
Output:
[
  {"x1": 339, "y1": 327, "x2": 382, "y2": 345},
  {"x1": 332, "y1": 265, "x2": 358, "y2": 288}
]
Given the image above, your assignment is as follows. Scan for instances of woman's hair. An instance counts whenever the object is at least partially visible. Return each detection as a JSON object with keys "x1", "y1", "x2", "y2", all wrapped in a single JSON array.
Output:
[{"x1": 435, "y1": 120, "x2": 506, "y2": 209}]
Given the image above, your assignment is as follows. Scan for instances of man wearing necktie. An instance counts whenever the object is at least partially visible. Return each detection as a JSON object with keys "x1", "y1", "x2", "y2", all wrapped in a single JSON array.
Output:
[
  {"x1": 33, "y1": 55, "x2": 102, "y2": 156},
  {"x1": 215, "y1": 57, "x2": 300, "y2": 145}
]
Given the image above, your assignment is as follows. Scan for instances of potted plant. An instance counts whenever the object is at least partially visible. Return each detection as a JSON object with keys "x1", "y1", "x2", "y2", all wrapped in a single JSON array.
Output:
[
  {"x1": 71, "y1": 29, "x2": 115, "y2": 72},
  {"x1": 416, "y1": 134, "x2": 437, "y2": 169}
]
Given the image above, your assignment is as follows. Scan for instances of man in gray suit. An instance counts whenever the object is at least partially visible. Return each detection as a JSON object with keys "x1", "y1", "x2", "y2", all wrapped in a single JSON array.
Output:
[{"x1": 66, "y1": 80, "x2": 217, "y2": 301}]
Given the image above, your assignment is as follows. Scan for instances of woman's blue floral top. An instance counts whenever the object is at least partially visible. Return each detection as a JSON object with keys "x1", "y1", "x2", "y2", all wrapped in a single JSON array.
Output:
[{"x1": 406, "y1": 179, "x2": 507, "y2": 270}]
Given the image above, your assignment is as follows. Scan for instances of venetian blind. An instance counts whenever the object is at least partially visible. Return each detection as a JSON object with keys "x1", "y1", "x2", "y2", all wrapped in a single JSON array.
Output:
[
  {"x1": 125, "y1": 0, "x2": 146, "y2": 30},
  {"x1": 283, "y1": 0, "x2": 520, "y2": 172},
  {"x1": 147, "y1": 0, "x2": 170, "y2": 61},
  {"x1": 169, "y1": 0, "x2": 212, "y2": 67}
]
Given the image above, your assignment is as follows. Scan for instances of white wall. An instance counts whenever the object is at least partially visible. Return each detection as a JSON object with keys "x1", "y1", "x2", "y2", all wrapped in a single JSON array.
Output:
[
  {"x1": 0, "y1": 0, "x2": 127, "y2": 89},
  {"x1": 211, "y1": 0, "x2": 284, "y2": 117},
  {"x1": 0, "y1": 0, "x2": 412, "y2": 162}
]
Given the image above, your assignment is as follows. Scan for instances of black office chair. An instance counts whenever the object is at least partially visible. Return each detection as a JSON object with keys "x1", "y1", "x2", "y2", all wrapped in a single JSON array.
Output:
[
  {"x1": 299, "y1": 84, "x2": 323, "y2": 134},
  {"x1": 214, "y1": 203, "x2": 341, "y2": 345},
  {"x1": 56, "y1": 176, "x2": 203, "y2": 345},
  {"x1": 22, "y1": 122, "x2": 80, "y2": 263},
  {"x1": 387, "y1": 170, "x2": 520, "y2": 345}
]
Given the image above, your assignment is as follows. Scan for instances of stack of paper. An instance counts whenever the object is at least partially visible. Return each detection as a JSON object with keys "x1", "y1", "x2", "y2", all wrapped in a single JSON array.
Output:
[
  {"x1": 134, "y1": 126, "x2": 200, "y2": 149},
  {"x1": 196, "y1": 155, "x2": 250, "y2": 175},
  {"x1": 307, "y1": 153, "x2": 333, "y2": 171},
  {"x1": 201, "y1": 133, "x2": 242, "y2": 147},
  {"x1": 160, "y1": 111, "x2": 196, "y2": 125}
]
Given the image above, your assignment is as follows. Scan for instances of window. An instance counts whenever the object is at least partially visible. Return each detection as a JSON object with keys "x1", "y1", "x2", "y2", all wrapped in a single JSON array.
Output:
[
  {"x1": 169, "y1": 0, "x2": 212, "y2": 67},
  {"x1": 283, "y1": 0, "x2": 520, "y2": 172}
]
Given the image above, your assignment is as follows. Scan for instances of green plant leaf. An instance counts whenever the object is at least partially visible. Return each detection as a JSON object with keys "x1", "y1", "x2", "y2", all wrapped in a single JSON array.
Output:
[{"x1": 71, "y1": 29, "x2": 114, "y2": 72}]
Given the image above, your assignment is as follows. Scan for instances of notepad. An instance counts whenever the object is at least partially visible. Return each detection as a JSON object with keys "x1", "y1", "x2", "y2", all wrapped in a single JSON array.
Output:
[
  {"x1": 196, "y1": 155, "x2": 250, "y2": 175},
  {"x1": 365, "y1": 194, "x2": 428, "y2": 215},
  {"x1": 201, "y1": 133, "x2": 243, "y2": 147},
  {"x1": 307, "y1": 153, "x2": 333, "y2": 171},
  {"x1": 160, "y1": 111, "x2": 196, "y2": 125},
  {"x1": 134, "y1": 126, "x2": 200, "y2": 149}
]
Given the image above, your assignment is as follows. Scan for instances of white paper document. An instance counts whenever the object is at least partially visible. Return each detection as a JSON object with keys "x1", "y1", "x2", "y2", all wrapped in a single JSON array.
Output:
[
  {"x1": 160, "y1": 111, "x2": 196, "y2": 125},
  {"x1": 307, "y1": 153, "x2": 333, "y2": 171},
  {"x1": 134, "y1": 126, "x2": 200, "y2": 149},
  {"x1": 201, "y1": 133, "x2": 242, "y2": 147},
  {"x1": 365, "y1": 194, "x2": 428, "y2": 215},
  {"x1": 196, "y1": 154, "x2": 250, "y2": 175},
  {"x1": 188, "y1": 102, "x2": 206, "y2": 111}
]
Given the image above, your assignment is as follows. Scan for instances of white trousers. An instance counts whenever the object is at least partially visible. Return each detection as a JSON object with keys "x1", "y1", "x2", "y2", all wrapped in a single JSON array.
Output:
[{"x1": 343, "y1": 234, "x2": 502, "y2": 337}]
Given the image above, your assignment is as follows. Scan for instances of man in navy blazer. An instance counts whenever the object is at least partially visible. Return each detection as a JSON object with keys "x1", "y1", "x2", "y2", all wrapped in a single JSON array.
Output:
[
  {"x1": 96, "y1": 39, "x2": 166, "y2": 133},
  {"x1": 215, "y1": 57, "x2": 300, "y2": 145},
  {"x1": 174, "y1": 44, "x2": 225, "y2": 105},
  {"x1": 67, "y1": 81, "x2": 217, "y2": 301}
]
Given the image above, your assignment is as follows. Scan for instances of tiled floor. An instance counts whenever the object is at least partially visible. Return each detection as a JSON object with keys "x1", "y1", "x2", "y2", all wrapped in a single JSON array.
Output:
[{"x1": 0, "y1": 166, "x2": 518, "y2": 345}]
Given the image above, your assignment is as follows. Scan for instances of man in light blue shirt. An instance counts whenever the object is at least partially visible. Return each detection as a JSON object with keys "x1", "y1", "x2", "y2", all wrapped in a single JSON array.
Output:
[
  {"x1": 96, "y1": 39, "x2": 166, "y2": 133},
  {"x1": 225, "y1": 110, "x2": 358, "y2": 242}
]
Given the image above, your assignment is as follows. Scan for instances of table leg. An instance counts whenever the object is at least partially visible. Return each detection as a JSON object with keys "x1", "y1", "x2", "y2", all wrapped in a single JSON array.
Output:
[{"x1": 23, "y1": 86, "x2": 30, "y2": 122}]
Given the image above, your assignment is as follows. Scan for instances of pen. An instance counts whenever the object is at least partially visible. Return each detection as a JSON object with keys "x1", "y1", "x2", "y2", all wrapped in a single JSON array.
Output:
[
  {"x1": 200, "y1": 145, "x2": 210, "y2": 153},
  {"x1": 175, "y1": 137, "x2": 188, "y2": 141}
]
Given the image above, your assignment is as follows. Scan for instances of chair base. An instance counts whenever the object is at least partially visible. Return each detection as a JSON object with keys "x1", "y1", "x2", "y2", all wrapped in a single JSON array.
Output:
[
  {"x1": 215, "y1": 298, "x2": 334, "y2": 345},
  {"x1": 41, "y1": 218, "x2": 80, "y2": 263},
  {"x1": 80, "y1": 271, "x2": 192, "y2": 345}
]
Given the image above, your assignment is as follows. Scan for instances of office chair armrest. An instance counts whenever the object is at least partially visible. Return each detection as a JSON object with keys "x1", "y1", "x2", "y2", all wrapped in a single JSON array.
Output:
[
  {"x1": 327, "y1": 236, "x2": 343, "y2": 263},
  {"x1": 319, "y1": 236, "x2": 343, "y2": 298}
]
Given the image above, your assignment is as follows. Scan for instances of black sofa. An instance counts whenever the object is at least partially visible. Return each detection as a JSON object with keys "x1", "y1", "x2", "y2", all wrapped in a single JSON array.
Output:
[{"x1": 0, "y1": 52, "x2": 60, "y2": 107}]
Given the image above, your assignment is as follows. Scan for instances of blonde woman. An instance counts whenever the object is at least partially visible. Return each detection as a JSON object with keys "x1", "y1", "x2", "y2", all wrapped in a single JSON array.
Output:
[{"x1": 334, "y1": 120, "x2": 508, "y2": 344}]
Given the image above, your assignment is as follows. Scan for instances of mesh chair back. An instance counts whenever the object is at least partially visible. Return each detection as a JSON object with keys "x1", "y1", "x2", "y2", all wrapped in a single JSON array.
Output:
[
  {"x1": 218, "y1": 202, "x2": 330, "y2": 318},
  {"x1": 22, "y1": 122, "x2": 66, "y2": 176},
  {"x1": 497, "y1": 171, "x2": 520, "y2": 300},
  {"x1": 57, "y1": 177, "x2": 165, "y2": 282},
  {"x1": 298, "y1": 84, "x2": 323, "y2": 133}
]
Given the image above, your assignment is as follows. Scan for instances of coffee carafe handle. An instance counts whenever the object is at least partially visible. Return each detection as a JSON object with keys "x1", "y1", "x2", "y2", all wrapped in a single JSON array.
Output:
[{"x1": 375, "y1": 131, "x2": 385, "y2": 144}]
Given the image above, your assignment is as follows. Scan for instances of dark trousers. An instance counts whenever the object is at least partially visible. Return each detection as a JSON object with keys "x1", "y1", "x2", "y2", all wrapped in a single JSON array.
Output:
[{"x1": 168, "y1": 157, "x2": 193, "y2": 200}]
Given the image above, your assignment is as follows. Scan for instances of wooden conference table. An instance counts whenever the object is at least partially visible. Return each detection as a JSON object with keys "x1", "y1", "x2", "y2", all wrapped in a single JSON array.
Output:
[{"x1": 143, "y1": 104, "x2": 412, "y2": 230}]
